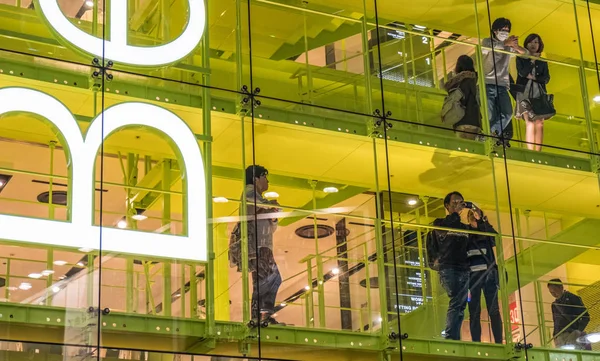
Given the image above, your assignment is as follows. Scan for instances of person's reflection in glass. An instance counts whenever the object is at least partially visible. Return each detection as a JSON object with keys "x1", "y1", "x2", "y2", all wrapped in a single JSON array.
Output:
[{"x1": 244, "y1": 165, "x2": 283, "y2": 325}]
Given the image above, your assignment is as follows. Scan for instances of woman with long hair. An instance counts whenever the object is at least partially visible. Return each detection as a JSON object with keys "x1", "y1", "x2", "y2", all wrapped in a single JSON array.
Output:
[
  {"x1": 514, "y1": 34, "x2": 550, "y2": 151},
  {"x1": 444, "y1": 55, "x2": 482, "y2": 140}
]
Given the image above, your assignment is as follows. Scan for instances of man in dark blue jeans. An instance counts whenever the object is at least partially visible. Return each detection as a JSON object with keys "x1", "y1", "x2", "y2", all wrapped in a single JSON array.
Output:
[
  {"x1": 429, "y1": 191, "x2": 471, "y2": 340},
  {"x1": 482, "y1": 18, "x2": 526, "y2": 146}
]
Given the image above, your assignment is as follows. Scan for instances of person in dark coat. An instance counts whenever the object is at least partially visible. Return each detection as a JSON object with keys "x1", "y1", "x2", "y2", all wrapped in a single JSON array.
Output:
[
  {"x1": 466, "y1": 209, "x2": 503, "y2": 344},
  {"x1": 444, "y1": 55, "x2": 482, "y2": 140},
  {"x1": 514, "y1": 34, "x2": 550, "y2": 151},
  {"x1": 548, "y1": 279, "x2": 591, "y2": 350}
]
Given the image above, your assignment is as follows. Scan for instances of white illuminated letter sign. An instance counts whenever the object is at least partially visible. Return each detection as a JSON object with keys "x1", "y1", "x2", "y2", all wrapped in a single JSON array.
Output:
[
  {"x1": 36, "y1": 0, "x2": 206, "y2": 66},
  {"x1": 0, "y1": 87, "x2": 207, "y2": 261}
]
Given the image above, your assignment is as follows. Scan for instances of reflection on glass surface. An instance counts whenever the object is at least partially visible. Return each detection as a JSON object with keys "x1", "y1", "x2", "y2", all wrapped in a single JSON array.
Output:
[{"x1": 0, "y1": 0, "x2": 599, "y2": 360}]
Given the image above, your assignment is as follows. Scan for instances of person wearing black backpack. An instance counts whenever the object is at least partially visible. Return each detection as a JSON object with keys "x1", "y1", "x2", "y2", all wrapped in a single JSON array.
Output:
[
  {"x1": 465, "y1": 208, "x2": 503, "y2": 344},
  {"x1": 427, "y1": 191, "x2": 470, "y2": 340},
  {"x1": 443, "y1": 55, "x2": 482, "y2": 140}
]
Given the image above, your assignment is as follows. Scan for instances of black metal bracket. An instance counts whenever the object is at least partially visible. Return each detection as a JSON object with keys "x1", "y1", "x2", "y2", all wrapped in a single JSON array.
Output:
[{"x1": 388, "y1": 332, "x2": 408, "y2": 341}]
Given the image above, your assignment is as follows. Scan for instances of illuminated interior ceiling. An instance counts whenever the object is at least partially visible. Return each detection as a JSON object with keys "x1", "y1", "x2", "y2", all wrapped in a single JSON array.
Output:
[{"x1": 1, "y1": 72, "x2": 599, "y2": 220}]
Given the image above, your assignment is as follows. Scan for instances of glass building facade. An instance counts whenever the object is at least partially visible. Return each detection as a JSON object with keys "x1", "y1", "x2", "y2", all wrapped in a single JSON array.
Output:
[{"x1": 0, "y1": 0, "x2": 598, "y2": 360}]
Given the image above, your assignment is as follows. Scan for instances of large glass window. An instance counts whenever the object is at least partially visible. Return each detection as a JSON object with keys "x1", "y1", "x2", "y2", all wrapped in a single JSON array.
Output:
[{"x1": 0, "y1": 0, "x2": 599, "y2": 360}]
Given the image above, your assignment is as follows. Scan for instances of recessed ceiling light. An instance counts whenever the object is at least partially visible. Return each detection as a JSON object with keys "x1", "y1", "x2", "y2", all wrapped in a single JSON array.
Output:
[
  {"x1": 53, "y1": 260, "x2": 68, "y2": 266},
  {"x1": 132, "y1": 214, "x2": 148, "y2": 221},
  {"x1": 28, "y1": 273, "x2": 42, "y2": 279},
  {"x1": 594, "y1": 95, "x2": 600, "y2": 103},
  {"x1": 408, "y1": 199, "x2": 418, "y2": 206},
  {"x1": 85, "y1": 0, "x2": 94, "y2": 7},
  {"x1": 377, "y1": 317, "x2": 383, "y2": 322},
  {"x1": 323, "y1": 187, "x2": 338, "y2": 193},
  {"x1": 41, "y1": 270, "x2": 55, "y2": 276},
  {"x1": 332, "y1": 268, "x2": 340, "y2": 275},
  {"x1": 212, "y1": 197, "x2": 228, "y2": 203},
  {"x1": 280, "y1": 302, "x2": 287, "y2": 307},
  {"x1": 52, "y1": 286, "x2": 61, "y2": 293},
  {"x1": 264, "y1": 192, "x2": 279, "y2": 199},
  {"x1": 19, "y1": 283, "x2": 32, "y2": 290},
  {"x1": 304, "y1": 285, "x2": 310, "y2": 291},
  {"x1": 117, "y1": 219, "x2": 127, "y2": 229}
]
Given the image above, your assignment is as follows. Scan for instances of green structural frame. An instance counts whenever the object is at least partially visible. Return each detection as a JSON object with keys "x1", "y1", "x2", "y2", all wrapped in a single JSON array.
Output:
[{"x1": 0, "y1": 0, "x2": 599, "y2": 360}]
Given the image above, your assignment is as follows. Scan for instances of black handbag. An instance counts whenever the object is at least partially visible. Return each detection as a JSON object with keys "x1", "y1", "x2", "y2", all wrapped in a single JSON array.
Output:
[{"x1": 520, "y1": 82, "x2": 556, "y2": 121}]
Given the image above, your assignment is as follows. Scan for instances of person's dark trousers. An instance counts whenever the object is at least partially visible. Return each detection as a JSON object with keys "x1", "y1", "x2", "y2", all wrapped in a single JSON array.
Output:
[
  {"x1": 439, "y1": 268, "x2": 469, "y2": 340},
  {"x1": 486, "y1": 84, "x2": 513, "y2": 140},
  {"x1": 251, "y1": 249, "x2": 282, "y2": 320},
  {"x1": 469, "y1": 268, "x2": 503, "y2": 344}
]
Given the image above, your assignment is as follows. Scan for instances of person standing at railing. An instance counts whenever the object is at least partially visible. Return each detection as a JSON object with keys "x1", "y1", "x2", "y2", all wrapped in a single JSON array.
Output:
[
  {"x1": 465, "y1": 208, "x2": 503, "y2": 344},
  {"x1": 514, "y1": 34, "x2": 551, "y2": 152},
  {"x1": 482, "y1": 18, "x2": 526, "y2": 147},
  {"x1": 229, "y1": 165, "x2": 283, "y2": 326},
  {"x1": 443, "y1": 55, "x2": 483, "y2": 140},
  {"x1": 548, "y1": 279, "x2": 591, "y2": 350},
  {"x1": 426, "y1": 191, "x2": 470, "y2": 340}
]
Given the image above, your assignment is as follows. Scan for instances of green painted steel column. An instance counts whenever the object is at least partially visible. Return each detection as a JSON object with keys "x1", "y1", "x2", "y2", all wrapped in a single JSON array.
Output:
[
  {"x1": 489, "y1": 159, "x2": 513, "y2": 350},
  {"x1": 87, "y1": 253, "x2": 95, "y2": 308},
  {"x1": 534, "y1": 280, "x2": 548, "y2": 346},
  {"x1": 360, "y1": 4, "x2": 373, "y2": 114},
  {"x1": 126, "y1": 259, "x2": 134, "y2": 313},
  {"x1": 371, "y1": 142, "x2": 390, "y2": 335},
  {"x1": 214, "y1": 223, "x2": 231, "y2": 320},
  {"x1": 306, "y1": 258, "x2": 315, "y2": 327},
  {"x1": 235, "y1": 0, "x2": 251, "y2": 325},
  {"x1": 189, "y1": 264, "x2": 198, "y2": 318},
  {"x1": 201, "y1": 0, "x2": 216, "y2": 333},
  {"x1": 180, "y1": 263, "x2": 186, "y2": 317},
  {"x1": 45, "y1": 250, "x2": 53, "y2": 306},
  {"x1": 4, "y1": 259, "x2": 10, "y2": 301},
  {"x1": 363, "y1": 243, "x2": 372, "y2": 329},
  {"x1": 571, "y1": 0, "x2": 600, "y2": 164},
  {"x1": 48, "y1": 141, "x2": 55, "y2": 220},
  {"x1": 126, "y1": 154, "x2": 136, "y2": 312},
  {"x1": 415, "y1": 208, "x2": 427, "y2": 301},
  {"x1": 310, "y1": 180, "x2": 326, "y2": 327},
  {"x1": 163, "y1": 263, "x2": 172, "y2": 317},
  {"x1": 162, "y1": 160, "x2": 172, "y2": 317}
]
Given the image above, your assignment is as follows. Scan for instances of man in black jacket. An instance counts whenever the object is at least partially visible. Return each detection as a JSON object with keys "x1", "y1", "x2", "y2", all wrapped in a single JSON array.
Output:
[
  {"x1": 548, "y1": 279, "x2": 591, "y2": 349},
  {"x1": 429, "y1": 191, "x2": 470, "y2": 340}
]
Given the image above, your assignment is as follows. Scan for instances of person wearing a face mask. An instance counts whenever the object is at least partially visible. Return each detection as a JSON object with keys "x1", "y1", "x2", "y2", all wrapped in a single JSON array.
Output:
[
  {"x1": 482, "y1": 18, "x2": 526, "y2": 147},
  {"x1": 514, "y1": 34, "x2": 550, "y2": 152}
]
